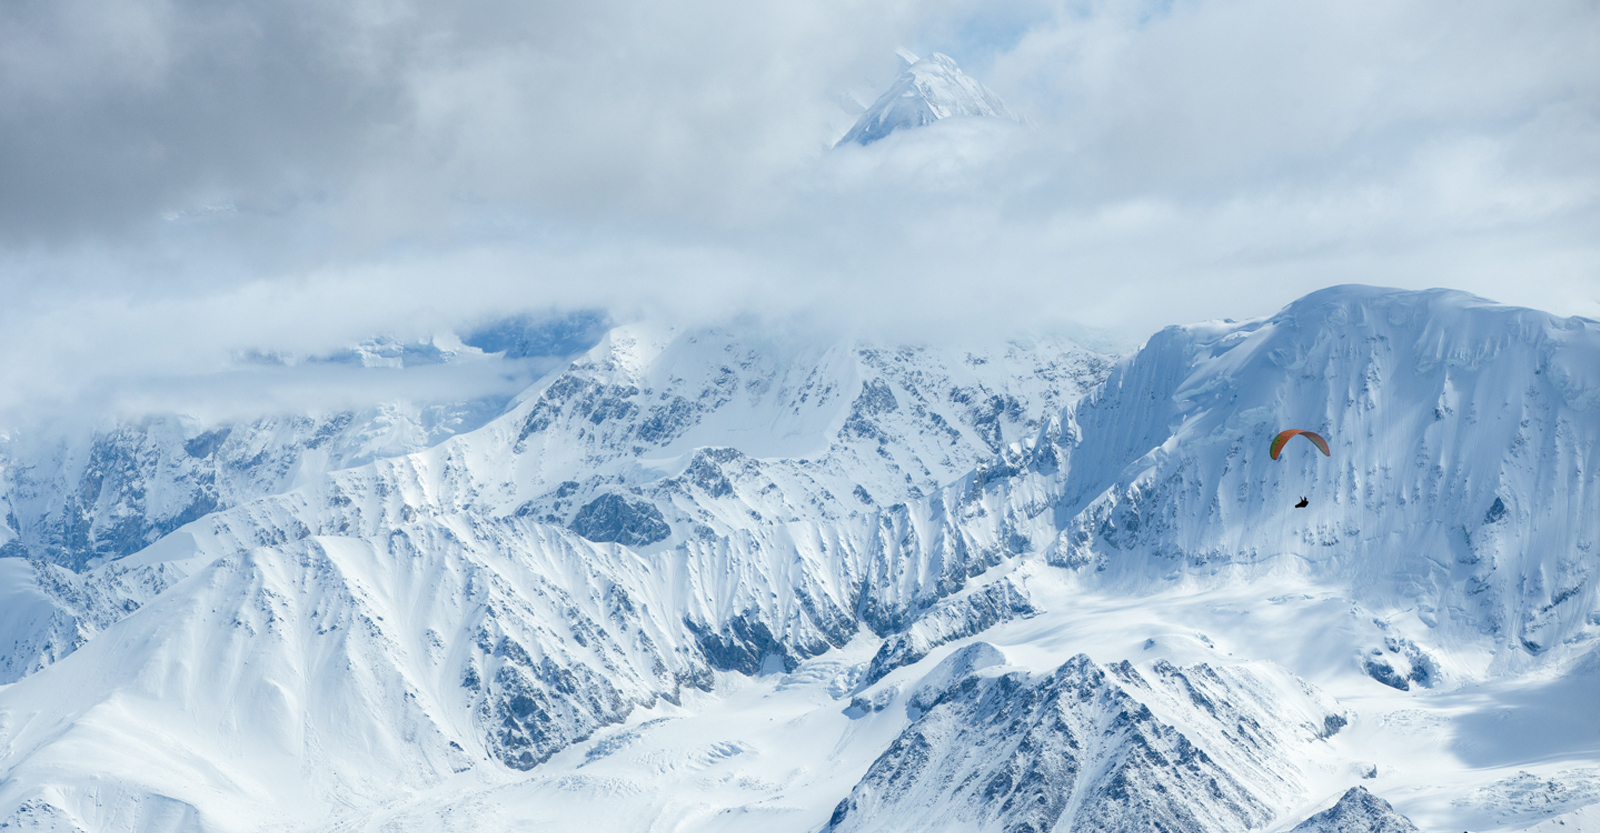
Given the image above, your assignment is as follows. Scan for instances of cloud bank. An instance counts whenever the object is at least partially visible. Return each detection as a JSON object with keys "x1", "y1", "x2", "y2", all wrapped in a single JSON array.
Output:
[{"x1": 1, "y1": 0, "x2": 1596, "y2": 419}]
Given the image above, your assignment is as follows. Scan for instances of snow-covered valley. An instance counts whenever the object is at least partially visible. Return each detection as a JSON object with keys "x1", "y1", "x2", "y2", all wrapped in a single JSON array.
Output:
[{"x1": 2, "y1": 286, "x2": 1599, "y2": 832}]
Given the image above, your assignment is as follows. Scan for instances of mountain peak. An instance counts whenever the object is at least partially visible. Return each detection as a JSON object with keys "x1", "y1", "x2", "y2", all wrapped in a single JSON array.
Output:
[
  {"x1": 1290, "y1": 787, "x2": 1420, "y2": 832},
  {"x1": 837, "y1": 52, "x2": 1018, "y2": 146}
]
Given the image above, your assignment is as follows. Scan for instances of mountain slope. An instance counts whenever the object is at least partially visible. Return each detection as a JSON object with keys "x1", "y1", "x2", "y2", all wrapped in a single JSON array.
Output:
[{"x1": 1030, "y1": 286, "x2": 1600, "y2": 660}]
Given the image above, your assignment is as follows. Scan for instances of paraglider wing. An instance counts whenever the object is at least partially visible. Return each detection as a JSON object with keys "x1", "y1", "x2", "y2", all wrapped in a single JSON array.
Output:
[{"x1": 1270, "y1": 429, "x2": 1331, "y2": 460}]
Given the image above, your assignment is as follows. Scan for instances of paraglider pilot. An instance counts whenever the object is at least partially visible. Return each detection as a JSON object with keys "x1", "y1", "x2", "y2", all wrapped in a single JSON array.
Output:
[{"x1": 1271, "y1": 429, "x2": 1330, "y2": 509}]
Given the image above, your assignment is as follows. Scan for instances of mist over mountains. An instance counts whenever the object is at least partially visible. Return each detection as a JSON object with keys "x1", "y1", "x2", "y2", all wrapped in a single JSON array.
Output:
[{"x1": 3, "y1": 0, "x2": 1595, "y2": 417}]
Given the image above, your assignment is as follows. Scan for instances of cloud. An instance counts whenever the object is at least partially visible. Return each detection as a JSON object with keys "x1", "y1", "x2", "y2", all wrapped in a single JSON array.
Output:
[
  {"x1": 0, "y1": 0, "x2": 1596, "y2": 421},
  {"x1": 0, "y1": 0, "x2": 933, "y2": 245}
]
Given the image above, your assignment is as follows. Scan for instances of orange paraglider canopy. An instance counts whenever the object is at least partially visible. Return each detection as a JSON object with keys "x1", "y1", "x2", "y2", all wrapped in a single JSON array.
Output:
[{"x1": 1270, "y1": 429, "x2": 1330, "y2": 460}]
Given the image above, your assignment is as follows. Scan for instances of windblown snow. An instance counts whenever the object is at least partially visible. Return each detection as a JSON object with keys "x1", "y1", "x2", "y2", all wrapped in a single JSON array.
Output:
[{"x1": 2, "y1": 286, "x2": 1598, "y2": 833}]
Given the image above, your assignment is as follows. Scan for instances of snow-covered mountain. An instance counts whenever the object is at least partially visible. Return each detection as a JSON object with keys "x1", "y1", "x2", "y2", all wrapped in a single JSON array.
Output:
[
  {"x1": 0, "y1": 313, "x2": 606, "y2": 573},
  {"x1": 837, "y1": 53, "x2": 1018, "y2": 146},
  {"x1": 1290, "y1": 787, "x2": 1420, "y2": 832},
  {"x1": 0, "y1": 326, "x2": 1108, "y2": 685},
  {"x1": 2, "y1": 286, "x2": 1598, "y2": 832},
  {"x1": 0, "y1": 314, "x2": 606, "y2": 684},
  {"x1": 1034, "y1": 285, "x2": 1600, "y2": 657}
]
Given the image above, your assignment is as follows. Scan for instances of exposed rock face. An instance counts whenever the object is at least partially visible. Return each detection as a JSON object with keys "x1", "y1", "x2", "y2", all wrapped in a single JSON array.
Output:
[
  {"x1": 1290, "y1": 787, "x2": 1420, "y2": 833},
  {"x1": 568, "y1": 494, "x2": 671, "y2": 547},
  {"x1": 860, "y1": 577, "x2": 1035, "y2": 686}
]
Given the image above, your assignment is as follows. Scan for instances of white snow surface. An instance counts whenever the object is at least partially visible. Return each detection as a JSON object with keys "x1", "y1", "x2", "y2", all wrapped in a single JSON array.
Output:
[{"x1": 1, "y1": 286, "x2": 1599, "y2": 832}]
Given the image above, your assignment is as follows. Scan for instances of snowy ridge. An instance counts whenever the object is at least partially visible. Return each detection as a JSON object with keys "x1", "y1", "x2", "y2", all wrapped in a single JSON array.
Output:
[{"x1": 837, "y1": 53, "x2": 1018, "y2": 146}]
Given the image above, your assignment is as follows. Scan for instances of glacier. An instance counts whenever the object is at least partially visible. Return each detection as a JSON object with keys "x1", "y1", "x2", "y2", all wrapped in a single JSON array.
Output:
[{"x1": 0, "y1": 285, "x2": 1597, "y2": 832}]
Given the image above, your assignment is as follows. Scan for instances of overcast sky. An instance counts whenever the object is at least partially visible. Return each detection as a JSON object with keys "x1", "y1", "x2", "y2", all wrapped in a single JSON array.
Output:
[{"x1": 1, "y1": 0, "x2": 1597, "y2": 419}]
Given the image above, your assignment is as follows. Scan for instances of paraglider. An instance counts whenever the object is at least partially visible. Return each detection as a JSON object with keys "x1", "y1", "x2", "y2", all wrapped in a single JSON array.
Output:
[
  {"x1": 1270, "y1": 429, "x2": 1330, "y2": 460},
  {"x1": 1271, "y1": 429, "x2": 1330, "y2": 508}
]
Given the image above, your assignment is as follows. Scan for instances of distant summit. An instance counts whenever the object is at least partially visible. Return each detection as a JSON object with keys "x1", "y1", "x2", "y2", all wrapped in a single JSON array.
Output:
[{"x1": 837, "y1": 53, "x2": 1018, "y2": 146}]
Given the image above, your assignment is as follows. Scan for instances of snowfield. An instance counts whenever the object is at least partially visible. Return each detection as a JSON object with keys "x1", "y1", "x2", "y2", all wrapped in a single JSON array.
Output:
[{"x1": 2, "y1": 285, "x2": 1599, "y2": 832}]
